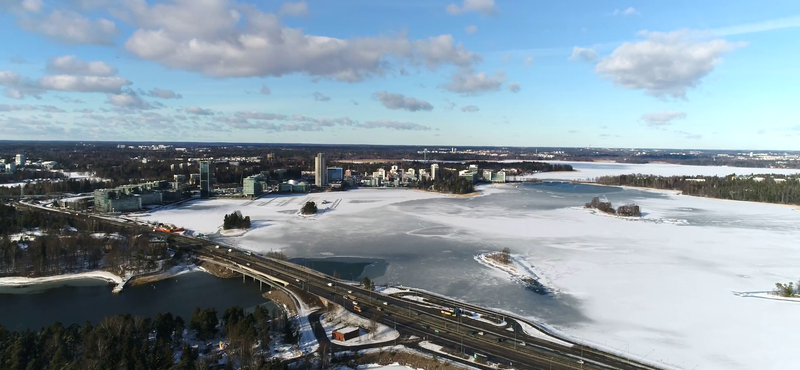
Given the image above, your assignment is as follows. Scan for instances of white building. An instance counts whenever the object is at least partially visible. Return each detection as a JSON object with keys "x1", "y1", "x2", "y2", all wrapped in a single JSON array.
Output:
[
  {"x1": 15, "y1": 154, "x2": 25, "y2": 166},
  {"x1": 431, "y1": 164, "x2": 440, "y2": 180},
  {"x1": 315, "y1": 152, "x2": 327, "y2": 187}
]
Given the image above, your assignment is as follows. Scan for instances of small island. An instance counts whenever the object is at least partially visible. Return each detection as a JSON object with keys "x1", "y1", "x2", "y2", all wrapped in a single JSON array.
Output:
[
  {"x1": 222, "y1": 211, "x2": 251, "y2": 230},
  {"x1": 585, "y1": 196, "x2": 642, "y2": 217},
  {"x1": 300, "y1": 201, "x2": 318, "y2": 215}
]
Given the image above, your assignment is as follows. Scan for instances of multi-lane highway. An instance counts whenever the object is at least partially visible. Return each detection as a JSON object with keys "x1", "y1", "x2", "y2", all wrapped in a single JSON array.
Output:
[{"x1": 13, "y1": 201, "x2": 667, "y2": 370}]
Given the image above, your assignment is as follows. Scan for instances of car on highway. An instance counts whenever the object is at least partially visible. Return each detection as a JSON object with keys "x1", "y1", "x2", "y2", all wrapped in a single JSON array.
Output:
[
  {"x1": 245, "y1": 251, "x2": 252, "y2": 256},
  {"x1": 496, "y1": 337, "x2": 505, "y2": 342},
  {"x1": 382, "y1": 301, "x2": 388, "y2": 305},
  {"x1": 347, "y1": 290, "x2": 353, "y2": 294},
  {"x1": 327, "y1": 283, "x2": 333, "y2": 287}
]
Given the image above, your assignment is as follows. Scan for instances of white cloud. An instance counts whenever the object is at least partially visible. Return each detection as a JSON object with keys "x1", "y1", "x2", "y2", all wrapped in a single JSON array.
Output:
[
  {"x1": 279, "y1": 1, "x2": 308, "y2": 17},
  {"x1": 186, "y1": 106, "x2": 215, "y2": 115},
  {"x1": 361, "y1": 120, "x2": 431, "y2": 131},
  {"x1": 595, "y1": 30, "x2": 745, "y2": 98},
  {"x1": 508, "y1": 82, "x2": 521, "y2": 93},
  {"x1": 613, "y1": 7, "x2": 640, "y2": 16},
  {"x1": 312, "y1": 92, "x2": 330, "y2": 102},
  {"x1": 441, "y1": 68, "x2": 506, "y2": 95},
  {"x1": 47, "y1": 55, "x2": 118, "y2": 76},
  {"x1": 0, "y1": 104, "x2": 65, "y2": 112},
  {"x1": 465, "y1": 25, "x2": 478, "y2": 34},
  {"x1": 106, "y1": 92, "x2": 153, "y2": 110},
  {"x1": 711, "y1": 15, "x2": 800, "y2": 37},
  {"x1": 119, "y1": 1, "x2": 480, "y2": 82},
  {"x1": 260, "y1": 85, "x2": 271, "y2": 95},
  {"x1": 524, "y1": 57, "x2": 534, "y2": 66},
  {"x1": 21, "y1": 0, "x2": 43, "y2": 12},
  {"x1": 641, "y1": 111, "x2": 687, "y2": 127},
  {"x1": 374, "y1": 91, "x2": 433, "y2": 112},
  {"x1": 446, "y1": 0, "x2": 497, "y2": 15},
  {"x1": 19, "y1": 10, "x2": 117, "y2": 45},
  {"x1": 569, "y1": 46, "x2": 598, "y2": 62},
  {"x1": 38, "y1": 75, "x2": 130, "y2": 93},
  {"x1": 141, "y1": 88, "x2": 182, "y2": 99},
  {"x1": 461, "y1": 105, "x2": 479, "y2": 112}
]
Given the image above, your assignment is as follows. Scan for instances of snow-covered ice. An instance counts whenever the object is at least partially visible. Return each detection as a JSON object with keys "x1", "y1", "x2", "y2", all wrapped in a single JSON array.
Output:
[
  {"x1": 141, "y1": 165, "x2": 800, "y2": 370},
  {"x1": 528, "y1": 161, "x2": 800, "y2": 181}
]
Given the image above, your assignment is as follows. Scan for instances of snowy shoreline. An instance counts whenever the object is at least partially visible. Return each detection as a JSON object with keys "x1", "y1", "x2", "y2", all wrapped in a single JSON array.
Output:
[
  {"x1": 0, "y1": 263, "x2": 207, "y2": 294},
  {"x1": 474, "y1": 252, "x2": 557, "y2": 296},
  {"x1": 0, "y1": 271, "x2": 127, "y2": 293}
]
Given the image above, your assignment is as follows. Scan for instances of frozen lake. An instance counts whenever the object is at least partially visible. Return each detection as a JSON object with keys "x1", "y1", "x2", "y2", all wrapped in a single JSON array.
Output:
[{"x1": 142, "y1": 168, "x2": 800, "y2": 370}]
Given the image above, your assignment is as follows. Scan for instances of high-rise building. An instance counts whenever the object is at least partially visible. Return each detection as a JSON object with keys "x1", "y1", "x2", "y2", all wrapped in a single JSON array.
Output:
[
  {"x1": 15, "y1": 154, "x2": 25, "y2": 166},
  {"x1": 314, "y1": 153, "x2": 327, "y2": 187},
  {"x1": 431, "y1": 164, "x2": 440, "y2": 181},
  {"x1": 199, "y1": 161, "x2": 211, "y2": 198}
]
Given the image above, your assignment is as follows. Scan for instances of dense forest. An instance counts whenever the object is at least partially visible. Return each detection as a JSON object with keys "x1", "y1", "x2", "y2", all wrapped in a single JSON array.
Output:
[
  {"x1": 0, "y1": 305, "x2": 291, "y2": 370},
  {"x1": 595, "y1": 174, "x2": 800, "y2": 205},
  {"x1": 415, "y1": 170, "x2": 475, "y2": 194},
  {"x1": 223, "y1": 211, "x2": 252, "y2": 230},
  {"x1": 0, "y1": 204, "x2": 169, "y2": 277}
]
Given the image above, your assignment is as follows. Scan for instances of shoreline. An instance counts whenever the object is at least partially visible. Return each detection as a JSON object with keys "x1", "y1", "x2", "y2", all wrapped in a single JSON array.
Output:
[
  {"x1": 0, "y1": 270, "x2": 127, "y2": 293},
  {"x1": 586, "y1": 182, "x2": 800, "y2": 210},
  {"x1": 0, "y1": 263, "x2": 208, "y2": 293}
]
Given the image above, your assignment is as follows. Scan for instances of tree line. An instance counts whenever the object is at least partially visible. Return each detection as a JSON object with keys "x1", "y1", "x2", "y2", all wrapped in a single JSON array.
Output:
[
  {"x1": 595, "y1": 174, "x2": 800, "y2": 205},
  {"x1": 0, "y1": 204, "x2": 169, "y2": 278},
  {"x1": 0, "y1": 305, "x2": 290, "y2": 370}
]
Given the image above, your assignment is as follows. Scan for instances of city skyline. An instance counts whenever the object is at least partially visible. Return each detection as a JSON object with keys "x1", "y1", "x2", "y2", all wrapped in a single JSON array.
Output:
[{"x1": 1, "y1": 0, "x2": 799, "y2": 149}]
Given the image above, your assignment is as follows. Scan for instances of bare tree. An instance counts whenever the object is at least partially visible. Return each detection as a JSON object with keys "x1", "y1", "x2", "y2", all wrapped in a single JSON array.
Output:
[{"x1": 369, "y1": 311, "x2": 380, "y2": 338}]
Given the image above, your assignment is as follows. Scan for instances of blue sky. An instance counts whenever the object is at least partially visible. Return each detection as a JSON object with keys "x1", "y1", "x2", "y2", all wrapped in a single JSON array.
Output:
[{"x1": 1, "y1": 0, "x2": 799, "y2": 149}]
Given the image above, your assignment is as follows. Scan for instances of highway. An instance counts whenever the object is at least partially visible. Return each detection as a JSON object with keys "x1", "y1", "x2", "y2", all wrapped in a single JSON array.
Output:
[{"x1": 12, "y1": 201, "x2": 668, "y2": 370}]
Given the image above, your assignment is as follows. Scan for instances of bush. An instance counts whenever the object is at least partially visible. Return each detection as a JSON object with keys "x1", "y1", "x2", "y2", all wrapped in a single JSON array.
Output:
[{"x1": 301, "y1": 201, "x2": 317, "y2": 215}]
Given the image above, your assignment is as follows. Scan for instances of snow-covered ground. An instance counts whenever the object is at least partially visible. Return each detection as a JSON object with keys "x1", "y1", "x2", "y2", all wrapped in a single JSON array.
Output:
[
  {"x1": 0, "y1": 271, "x2": 126, "y2": 292},
  {"x1": 529, "y1": 161, "x2": 800, "y2": 181},
  {"x1": 319, "y1": 305, "x2": 400, "y2": 346}
]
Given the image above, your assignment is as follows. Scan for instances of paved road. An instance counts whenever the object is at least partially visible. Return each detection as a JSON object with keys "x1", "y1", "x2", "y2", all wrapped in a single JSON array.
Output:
[{"x1": 14, "y1": 201, "x2": 667, "y2": 370}]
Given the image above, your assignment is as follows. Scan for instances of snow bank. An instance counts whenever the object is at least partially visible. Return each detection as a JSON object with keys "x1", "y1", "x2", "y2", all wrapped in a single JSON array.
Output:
[
  {"x1": 319, "y1": 305, "x2": 400, "y2": 346},
  {"x1": 0, "y1": 271, "x2": 125, "y2": 292}
]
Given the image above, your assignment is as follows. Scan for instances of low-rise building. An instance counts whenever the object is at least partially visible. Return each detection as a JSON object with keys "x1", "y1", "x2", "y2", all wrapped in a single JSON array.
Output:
[{"x1": 332, "y1": 326, "x2": 361, "y2": 342}]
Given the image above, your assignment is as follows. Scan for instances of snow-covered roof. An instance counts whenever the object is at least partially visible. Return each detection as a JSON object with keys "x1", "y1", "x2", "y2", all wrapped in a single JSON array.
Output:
[{"x1": 334, "y1": 326, "x2": 360, "y2": 335}]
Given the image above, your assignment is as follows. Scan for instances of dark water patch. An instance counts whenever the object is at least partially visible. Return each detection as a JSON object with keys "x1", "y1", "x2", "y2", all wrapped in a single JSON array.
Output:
[{"x1": 0, "y1": 272, "x2": 279, "y2": 331}]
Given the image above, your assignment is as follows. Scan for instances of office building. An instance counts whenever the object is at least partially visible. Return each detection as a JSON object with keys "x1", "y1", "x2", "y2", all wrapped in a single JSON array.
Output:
[
  {"x1": 327, "y1": 167, "x2": 343, "y2": 182},
  {"x1": 4, "y1": 163, "x2": 15, "y2": 173},
  {"x1": 244, "y1": 174, "x2": 268, "y2": 197},
  {"x1": 199, "y1": 161, "x2": 211, "y2": 198},
  {"x1": 315, "y1": 153, "x2": 327, "y2": 187},
  {"x1": 15, "y1": 154, "x2": 25, "y2": 166},
  {"x1": 94, "y1": 181, "x2": 172, "y2": 213},
  {"x1": 431, "y1": 164, "x2": 440, "y2": 181}
]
